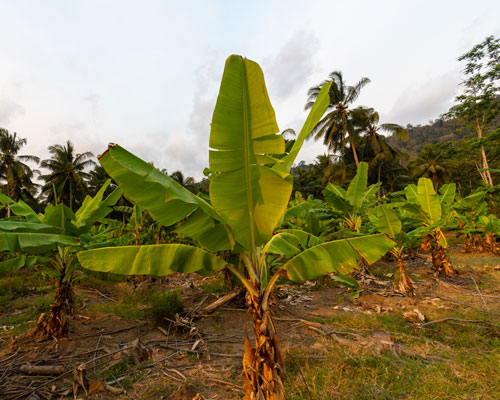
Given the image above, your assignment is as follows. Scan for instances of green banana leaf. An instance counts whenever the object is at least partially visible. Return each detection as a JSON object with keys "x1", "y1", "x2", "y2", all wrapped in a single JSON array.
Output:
[
  {"x1": 282, "y1": 233, "x2": 395, "y2": 282},
  {"x1": 439, "y1": 183, "x2": 456, "y2": 207},
  {"x1": 0, "y1": 255, "x2": 40, "y2": 274},
  {"x1": 362, "y1": 182, "x2": 382, "y2": 203},
  {"x1": 0, "y1": 193, "x2": 40, "y2": 223},
  {"x1": 75, "y1": 180, "x2": 122, "y2": 232},
  {"x1": 323, "y1": 184, "x2": 349, "y2": 214},
  {"x1": 0, "y1": 232, "x2": 78, "y2": 253},
  {"x1": 404, "y1": 184, "x2": 418, "y2": 203},
  {"x1": 264, "y1": 229, "x2": 324, "y2": 259},
  {"x1": 417, "y1": 178, "x2": 441, "y2": 224},
  {"x1": 175, "y1": 209, "x2": 233, "y2": 252},
  {"x1": 44, "y1": 203, "x2": 79, "y2": 235},
  {"x1": 77, "y1": 244, "x2": 227, "y2": 276},
  {"x1": 346, "y1": 162, "x2": 368, "y2": 210},
  {"x1": 208, "y1": 55, "x2": 292, "y2": 249},
  {"x1": 276, "y1": 82, "x2": 332, "y2": 172},
  {"x1": 375, "y1": 206, "x2": 401, "y2": 238},
  {"x1": 98, "y1": 144, "x2": 222, "y2": 227},
  {"x1": 0, "y1": 221, "x2": 60, "y2": 233}
]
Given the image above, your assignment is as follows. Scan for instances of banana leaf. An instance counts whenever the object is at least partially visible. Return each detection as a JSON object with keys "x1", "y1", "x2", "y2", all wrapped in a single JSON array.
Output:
[
  {"x1": 282, "y1": 233, "x2": 395, "y2": 282},
  {"x1": 0, "y1": 232, "x2": 78, "y2": 253},
  {"x1": 209, "y1": 55, "x2": 292, "y2": 249},
  {"x1": 77, "y1": 244, "x2": 227, "y2": 276},
  {"x1": 346, "y1": 162, "x2": 368, "y2": 209},
  {"x1": 98, "y1": 144, "x2": 222, "y2": 227},
  {"x1": 417, "y1": 178, "x2": 441, "y2": 224}
]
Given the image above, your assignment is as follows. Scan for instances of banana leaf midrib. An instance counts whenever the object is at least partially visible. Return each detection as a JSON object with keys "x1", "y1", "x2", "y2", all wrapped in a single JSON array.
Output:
[{"x1": 240, "y1": 58, "x2": 257, "y2": 252}]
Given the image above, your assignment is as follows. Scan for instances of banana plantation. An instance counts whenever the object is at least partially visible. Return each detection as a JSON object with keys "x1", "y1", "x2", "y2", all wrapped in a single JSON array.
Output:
[{"x1": 1, "y1": 43, "x2": 500, "y2": 399}]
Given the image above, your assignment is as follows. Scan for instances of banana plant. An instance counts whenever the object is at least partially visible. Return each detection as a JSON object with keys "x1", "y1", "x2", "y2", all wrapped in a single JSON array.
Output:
[
  {"x1": 476, "y1": 214, "x2": 500, "y2": 254},
  {"x1": 0, "y1": 180, "x2": 121, "y2": 338},
  {"x1": 451, "y1": 190, "x2": 500, "y2": 253},
  {"x1": 402, "y1": 179, "x2": 456, "y2": 277},
  {"x1": 323, "y1": 162, "x2": 381, "y2": 236},
  {"x1": 372, "y1": 205, "x2": 418, "y2": 296},
  {"x1": 278, "y1": 192, "x2": 329, "y2": 236},
  {"x1": 77, "y1": 55, "x2": 394, "y2": 399}
]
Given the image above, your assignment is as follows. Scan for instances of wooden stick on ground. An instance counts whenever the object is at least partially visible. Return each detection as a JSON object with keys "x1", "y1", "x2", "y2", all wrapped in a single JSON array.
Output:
[
  {"x1": 420, "y1": 318, "x2": 500, "y2": 329},
  {"x1": 19, "y1": 365, "x2": 66, "y2": 376},
  {"x1": 202, "y1": 291, "x2": 240, "y2": 314}
]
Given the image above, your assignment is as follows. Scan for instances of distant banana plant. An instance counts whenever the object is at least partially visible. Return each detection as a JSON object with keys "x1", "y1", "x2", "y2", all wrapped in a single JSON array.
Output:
[
  {"x1": 402, "y1": 179, "x2": 456, "y2": 277},
  {"x1": 372, "y1": 205, "x2": 416, "y2": 296},
  {"x1": 452, "y1": 190, "x2": 500, "y2": 254},
  {"x1": 323, "y1": 161, "x2": 381, "y2": 236},
  {"x1": 0, "y1": 180, "x2": 121, "y2": 338},
  {"x1": 77, "y1": 55, "x2": 394, "y2": 399}
]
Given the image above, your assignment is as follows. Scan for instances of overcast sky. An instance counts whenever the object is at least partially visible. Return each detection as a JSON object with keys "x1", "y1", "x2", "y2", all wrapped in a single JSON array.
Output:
[{"x1": 1, "y1": 0, "x2": 499, "y2": 179}]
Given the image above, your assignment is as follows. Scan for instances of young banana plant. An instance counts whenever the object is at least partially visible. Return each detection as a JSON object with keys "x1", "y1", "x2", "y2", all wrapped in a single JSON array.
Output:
[
  {"x1": 0, "y1": 180, "x2": 121, "y2": 338},
  {"x1": 372, "y1": 205, "x2": 418, "y2": 296},
  {"x1": 323, "y1": 162, "x2": 381, "y2": 236},
  {"x1": 452, "y1": 190, "x2": 500, "y2": 254},
  {"x1": 402, "y1": 179, "x2": 456, "y2": 277},
  {"x1": 77, "y1": 55, "x2": 395, "y2": 399}
]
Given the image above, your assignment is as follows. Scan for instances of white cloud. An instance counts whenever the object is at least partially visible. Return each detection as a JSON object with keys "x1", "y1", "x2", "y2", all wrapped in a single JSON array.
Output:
[
  {"x1": 385, "y1": 72, "x2": 459, "y2": 125},
  {"x1": 264, "y1": 29, "x2": 320, "y2": 101},
  {"x1": 0, "y1": 99, "x2": 25, "y2": 126}
]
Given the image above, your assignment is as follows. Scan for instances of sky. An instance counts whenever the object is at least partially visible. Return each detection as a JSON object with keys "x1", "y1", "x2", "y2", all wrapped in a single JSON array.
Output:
[{"x1": 0, "y1": 0, "x2": 499, "y2": 179}]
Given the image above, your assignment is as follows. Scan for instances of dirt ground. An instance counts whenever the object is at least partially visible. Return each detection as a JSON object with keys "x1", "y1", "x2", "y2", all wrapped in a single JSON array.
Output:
[{"x1": 1, "y1": 249, "x2": 500, "y2": 400}]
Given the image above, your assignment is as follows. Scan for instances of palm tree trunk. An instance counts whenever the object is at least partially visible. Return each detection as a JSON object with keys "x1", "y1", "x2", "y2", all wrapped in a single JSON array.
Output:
[
  {"x1": 342, "y1": 117, "x2": 359, "y2": 167},
  {"x1": 349, "y1": 136, "x2": 360, "y2": 167},
  {"x1": 431, "y1": 174, "x2": 438, "y2": 192}
]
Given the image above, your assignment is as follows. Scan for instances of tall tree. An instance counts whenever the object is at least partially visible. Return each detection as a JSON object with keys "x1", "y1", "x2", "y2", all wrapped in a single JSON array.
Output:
[
  {"x1": 305, "y1": 71, "x2": 370, "y2": 166},
  {"x1": 170, "y1": 170, "x2": 196, "y2": 192},
  {"x1": 87, "y1": 165, "x2": 113, "y2": 197},
  {"x1": 410, "y1": 144, "x2": 450, "y2": 191},
  {"x1": 355, "y1": 108, "x2": 408, "y2": 195},
  {"x1": 40, "y1": 141, "x2": 95, "y2": 209},
  {"x1": 445, "y1": 35, "x2": 500, "y2": 186},
  {"x1": 0, "y1": 129, "x2": 40, "y2": 214}
]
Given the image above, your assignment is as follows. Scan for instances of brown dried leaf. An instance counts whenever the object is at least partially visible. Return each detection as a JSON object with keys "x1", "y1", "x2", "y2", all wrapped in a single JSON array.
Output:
[
  {"x1": 403, "y1": 309, "x2": 425, "y2": 324},
  {"x1": 88, "y1": 380, "x2": 106, "y2": 394}
]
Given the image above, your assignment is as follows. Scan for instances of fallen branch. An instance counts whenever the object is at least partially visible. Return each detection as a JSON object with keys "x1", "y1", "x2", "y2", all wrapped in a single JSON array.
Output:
[
  {"x1": 470, "y1": 276, "x2": 488, "y2": 311},
  {"x1": 420, "y1": 318, "x2": 500, "y2": 329},
  {"x1": 19, "y1": 365, "x2": 65, "y2": 376},
  {"x1": 77, "y1": 287, "x2": 118, "y2": 303},
  {"x1": 207, "y1": 378, "x2": 244, "y2": 392},
  {"x1": 201, "y1": 291, "x2": 240, "y2": 314}
]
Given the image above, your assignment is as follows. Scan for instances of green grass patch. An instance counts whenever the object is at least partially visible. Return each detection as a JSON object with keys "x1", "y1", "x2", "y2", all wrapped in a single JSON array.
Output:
[
  {"x1": 88, "y1": 286, "x2": 184, "y2": 323},
  {"x1": 199, "y1": 275, "x2": 229, "y2": 295},
  {"x1": 149, "y1": 289, "x2": 184, "y2": 325},
  {"x1": 0, "y1": 293, "x2": 52, "y2": 337}
]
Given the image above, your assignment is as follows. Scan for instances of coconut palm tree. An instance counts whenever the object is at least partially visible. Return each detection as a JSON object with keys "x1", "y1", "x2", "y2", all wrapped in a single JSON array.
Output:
[
  {"x1": 0, "y1": 129, "x2": 40, "y2": 214},
  {"x1": 170, "y1": 170, "x2": 196, "y2": 192},
  {"x1": 40, "y1": 141, "x2": 95, "y2": 209},
  {"x1": 355, "y1": 108, "x2": 408, "y2": 194},
  {"x1": 87, "y1": 165, "x2": 113, "y2": 197},
  {"x1": 410, "y1": 144, "x2": 450, "y2": 191},
  {"x1": 305, "y1": 71, "x2": 370, "y2": 166}
]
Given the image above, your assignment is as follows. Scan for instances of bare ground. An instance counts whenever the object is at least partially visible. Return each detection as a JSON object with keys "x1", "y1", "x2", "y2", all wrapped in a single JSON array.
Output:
[{"x1": 1, "y1": 249, "x2": 500, "y2": 399}]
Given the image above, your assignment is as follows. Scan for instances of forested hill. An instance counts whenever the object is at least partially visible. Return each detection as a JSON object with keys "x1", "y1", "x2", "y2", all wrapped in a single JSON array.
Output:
[
  {"x1": 387, "y1": 111, "x2": 500, "y2": 157},
  {"x1": 386, "y1": 118, "x2": 474, "y2": 157}
]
